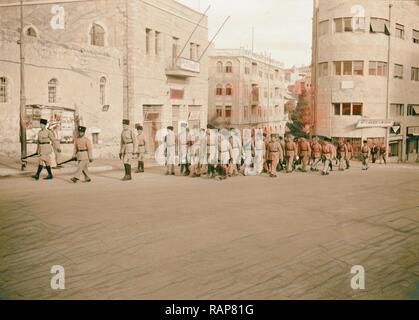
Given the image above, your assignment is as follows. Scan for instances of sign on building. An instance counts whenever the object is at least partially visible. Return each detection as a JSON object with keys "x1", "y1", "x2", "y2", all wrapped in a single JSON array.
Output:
[
  {"x1": 179, "y1": 58, "x2": 200, "y2": 73},
  {"x1": 356, "y1": 119, "x2": 394, "y2": 129}
]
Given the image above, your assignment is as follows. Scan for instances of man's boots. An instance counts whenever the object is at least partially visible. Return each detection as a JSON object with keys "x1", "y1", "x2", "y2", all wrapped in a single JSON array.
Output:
[
  {"x1": 32, "y1": 165, "x2": 43, "y2": 180},
  {"x1": 139, "y1": 161, "x2": 144, "y2": 173},
  {"x1": 122, "y1": 164, "x2": 132, "y2": 181},
  {"x1": 44, "y1": 166, "x2": 53, "y2": 180}
]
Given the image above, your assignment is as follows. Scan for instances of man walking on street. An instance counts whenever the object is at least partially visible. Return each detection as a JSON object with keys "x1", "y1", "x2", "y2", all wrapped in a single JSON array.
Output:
[
  {"x1": 310, "y1": 136, "x2": 322, "y2": 172},
  {"x1": 284, "y1": 135, "x2": 298, "y2": 173},
  {"x1": 298, "y1": 137, "x2": 311, "y2": 173},
  {"x1": 337, "y1": 138, "x2": 348, "y2": 171},
  {"x1": 32, "y1": 118, "x2": 61, "y2": 180},
  {"x1": 371, "y1": 143, "x2": 379, "y2": 164},
  {"x1": 165, "y1": 126, "x2": 176, "y2": 176},
  {"x1": 71, "y1": 126, "x2": 93, "y2": 183},
  {"x1": 379, "y1": 143, "x2": 387, "y2": 164},
  {"x1": 120, "y1": 119, "x2": 137, "y2": 181},
  {"x1": 135, "y1": 124, "x2": 147, "y2": 173},
  {"x1": 361, "y1": 140, "x2": 371, "y2": 170},
  {"x1": 267, "y1": 134, "x2": 283, "y2": 178},
  {"x1": 346, "y1": 140, "x2": 354, "y2": 169},
  {"x1": 321, "y1": 138, "x2": 333, "y2": 176}
]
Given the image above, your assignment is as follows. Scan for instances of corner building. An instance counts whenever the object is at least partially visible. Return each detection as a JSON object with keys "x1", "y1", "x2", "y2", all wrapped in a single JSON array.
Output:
[{"x1": 312, "y1": 0, "x2": 419, "y2": 161}]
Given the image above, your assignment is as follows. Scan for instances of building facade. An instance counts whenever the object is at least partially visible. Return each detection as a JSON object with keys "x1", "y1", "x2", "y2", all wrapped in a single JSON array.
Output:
[
  {"x1": 0, "y1": 27, "x2": 123, "y2": 158},
  {"x1": 208, "y1": 48, "x2": 289, "y2": 135},
  {"x1": 0, "y1": 0, "x2": 209, "y2": 157},
  {"x1": 312, "y1": 0, "x2": 419, "y2": 161}
]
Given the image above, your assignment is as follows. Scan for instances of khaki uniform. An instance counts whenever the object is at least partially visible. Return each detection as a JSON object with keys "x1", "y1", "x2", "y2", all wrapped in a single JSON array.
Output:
[
  {"x1": 311, "y1": 142, "x2": 322, "y2": 171},
  {"x1": 36, "y1": 128, "x2": 60, "y2": 166},
  {"x1": 136, "y1": 133, "x2": 147, "y2": 162},
  {"x1": 73, "y1": 136, "x2": 93, "y2": 181},
  {"x1": 346, "y1": 143, "x2": 354, "y2": 169},
  {"x1": 267, "y1": 141, "x2": 282, "y2": 175},
  {"x1": 120, "y1": 129, "x2": 137, "y2": 164},
  {"x1": 361, "y1": 145, "x2": 370, "y2": 170},
  {"x1": 337, "y1": 142, "x2": 348, "y2": 171},
  {"x1": 285, "y1": 140, "x2": 298, "y2": 173},
  {"x1": 298, "y1": 140, "x2": 311, "y2": 172},
  {"x1": 322, "y1": 143, "x2": 333, "y2": 175}
]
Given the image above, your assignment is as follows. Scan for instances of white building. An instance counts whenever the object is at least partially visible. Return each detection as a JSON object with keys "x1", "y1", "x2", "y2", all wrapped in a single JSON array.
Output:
[{"x1": 312, "y1": 0, "x2": 419, "y2": 161}]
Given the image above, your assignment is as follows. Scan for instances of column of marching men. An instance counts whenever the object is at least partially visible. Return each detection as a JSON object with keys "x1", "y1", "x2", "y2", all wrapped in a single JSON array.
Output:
[{"x1": 30, "y1": 118, "x2": 387, "y2": 182}]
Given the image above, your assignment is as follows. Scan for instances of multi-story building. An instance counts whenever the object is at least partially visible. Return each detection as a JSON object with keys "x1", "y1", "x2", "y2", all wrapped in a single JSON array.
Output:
[
  {"x1": 312, "y1": 0, "x2": 419, "y2": 161},
  {"x1": 0, "y1": 0, "x2": 209, "y2": 157},
  {"x1": 208, "y1": 48, "x2": 289, "y2": 135}
]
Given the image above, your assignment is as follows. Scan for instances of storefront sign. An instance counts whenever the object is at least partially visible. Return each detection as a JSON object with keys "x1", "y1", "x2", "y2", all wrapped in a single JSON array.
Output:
[
  {"x1": 356, "y1": 119, "x2": 394, "y2": 129},
  {"x1": 179, "y1": 58, "x2": 200, "y2": 73}
]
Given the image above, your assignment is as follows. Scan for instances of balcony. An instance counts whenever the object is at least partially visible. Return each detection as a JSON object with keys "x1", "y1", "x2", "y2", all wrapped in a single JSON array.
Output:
[{"x1": 166, "y1": 57, "x2": 200, "y2": 78}]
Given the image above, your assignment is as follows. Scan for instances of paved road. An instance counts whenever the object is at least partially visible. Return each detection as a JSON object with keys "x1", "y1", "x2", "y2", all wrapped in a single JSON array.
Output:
[{"x1": 0, "y1": 163, "x2": 418, "y2": 299}]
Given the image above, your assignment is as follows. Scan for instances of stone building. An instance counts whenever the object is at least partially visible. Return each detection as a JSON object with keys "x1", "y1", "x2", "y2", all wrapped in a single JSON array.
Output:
[
  {"x1": 0, "y1": 27, "x2": 123, "y2": 158},
  {"x1": 312, "y1": 0, "x2": 419, "y2": 161},
  {"x1": 208, "y1": 48, "x2": 289, "y2": 135},
  {"x1": 0, "y1": 0, "x2": 209, "y2": 157}
]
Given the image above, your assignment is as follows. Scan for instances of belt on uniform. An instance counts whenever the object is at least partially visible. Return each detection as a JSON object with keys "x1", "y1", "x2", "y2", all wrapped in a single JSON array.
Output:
[
  {"x1": 138, "y1": 144, "x2": 145, "y2": 147},
  {"x1": 78, "y1": 150, "x2": 88, "y2": 152},
  {"x1": 125, "y1": 142, "x2": 133, "y2": 145},
  {"x1": 269, "y1": 150, "x2": 279, "y2": 153},
  {"x1": 39, "y1": 142, "x2": 50, "y2": 145}
]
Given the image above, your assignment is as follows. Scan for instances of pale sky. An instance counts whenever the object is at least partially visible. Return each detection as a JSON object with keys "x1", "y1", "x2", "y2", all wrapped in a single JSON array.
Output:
[{"x1": 176, "y1": 0, "x2": 313, "y2": 68}]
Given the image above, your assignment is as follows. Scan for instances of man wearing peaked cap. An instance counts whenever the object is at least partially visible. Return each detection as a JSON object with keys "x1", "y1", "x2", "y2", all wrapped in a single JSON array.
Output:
[
  {"x1": 165, "y1": 126, "x2": 176, "y2": 175},
  {"x1": 120, "y1": 119, "x2": 137, "y2": 181},
  {"x1": 32, "y1": 118, "x2": 61, "y2": 180},
  {"x1": 71, "y1": 126, "x2": 93, "y2": 183},
  {"x1": 135, "y1": 124, "x2": 147, "y2": 173}
]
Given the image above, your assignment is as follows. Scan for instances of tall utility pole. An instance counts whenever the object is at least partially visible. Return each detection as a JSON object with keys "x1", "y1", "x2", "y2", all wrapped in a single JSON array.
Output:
[
  {"x1": 19, "y1": 0, "x2": 27, "y2": 164},
  {"x1": 385, "y1": 2, "x2": 393, "y2": 159}
]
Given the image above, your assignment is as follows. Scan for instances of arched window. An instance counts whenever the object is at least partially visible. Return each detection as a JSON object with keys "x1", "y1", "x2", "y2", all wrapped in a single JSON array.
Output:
[
  {"x1": 216, "y1": 61, "x2": 223, "y2": 73},
  {"x1": 90, "y1": 23, "x2": 105, "y2": 47},
  {"x1": 225, "y1": 61, "x2": 233, "y2": 73},
  {"x1": 0, "y1": 77, "x2": 9, "y2": 103},
  {"x1": 216, "y1": 84, "x2": 223, "y2": 96},
  {"x1": 48, "y1": 78, "x2": 58, "y2": 103},
  {"x1": 26, "y1": 27, "x2": 38, "y2": 37},
  {"x1": 100, "y1": 77, "x2": 107, "y2": 105},
  {"x1": 225, "y1": 84, "x2": 233, "y2": 96}
]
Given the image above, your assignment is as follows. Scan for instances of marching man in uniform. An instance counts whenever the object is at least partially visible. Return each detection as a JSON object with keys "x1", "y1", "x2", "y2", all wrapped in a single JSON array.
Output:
[
  {"x1": 310, "y1": 136, "x2": 322, "y2": 172},
  {"x1": 345, "y1": 140, "x2": 354, "y2": 169},
  {"x1": 298, "y1": 137, "x2": 311, "y2": 173},
  {"x1": 266, "y1": 134, "x2": 283, "y2": 178},
  {"x1": 135, "y1": 124, "x2": 147, "y2": 173},
  {"x1": 32, "y1": 118, "x2": 61, "y2": 180},
  {"x1": 321, "y1": 138, "x2": 333, "y2": 176},
  {"x1": 361, "y1": 140, "x2": 371, "y2": 171},
  {"x1": 71, "y1": 126, "x2": 93, "y2": 183},
  {"x1": 284, "y1": 135, "x2": 298, "y2": 173},
  {"x1": 337, "y1": 138, "x2": 348, "y2": 171},
  {"x1": 120, "y1": 119, "x2": 137, "y2": 181}
]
